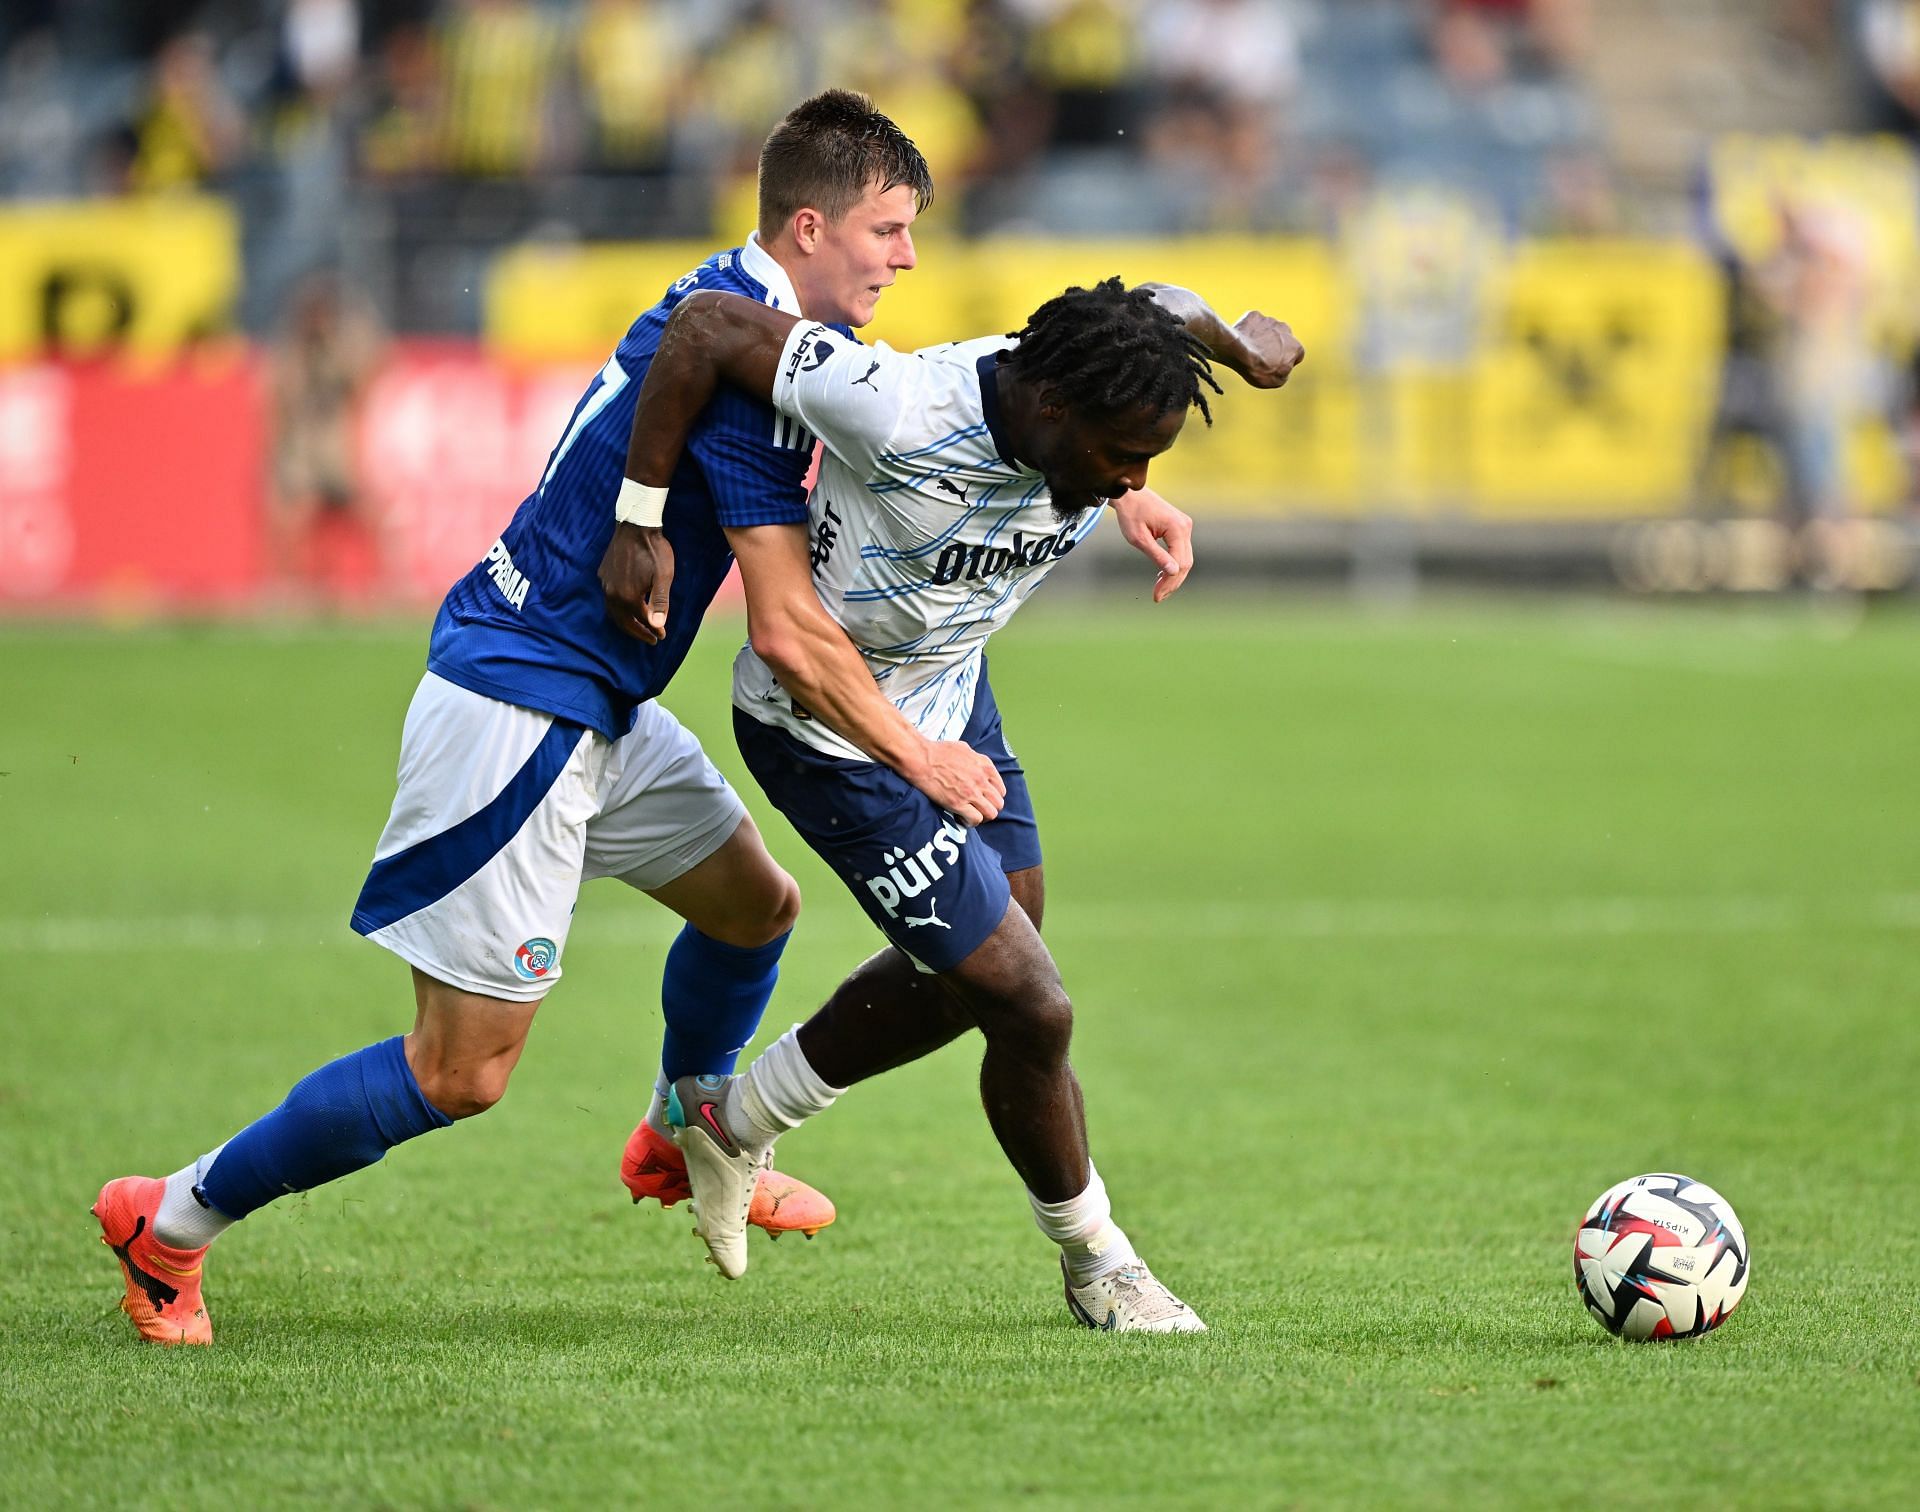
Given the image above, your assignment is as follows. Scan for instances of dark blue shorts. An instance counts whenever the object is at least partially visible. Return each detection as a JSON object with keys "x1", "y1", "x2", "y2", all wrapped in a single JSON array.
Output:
[{"x1": 734, "y1": 666, "x2": 1040, "y2": 973}]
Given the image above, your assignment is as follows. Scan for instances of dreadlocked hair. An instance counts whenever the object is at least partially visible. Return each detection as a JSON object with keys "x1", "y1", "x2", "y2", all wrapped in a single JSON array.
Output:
[{"x1": 1006, "y1": 277, "x2": 1221, "y2": 425}]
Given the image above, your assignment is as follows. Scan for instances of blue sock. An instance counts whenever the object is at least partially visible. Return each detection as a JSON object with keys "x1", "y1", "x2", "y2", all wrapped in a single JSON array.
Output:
[
  {"x1": 197, "y1": 1036, "x2": 453, "y2": 1220},
  {"x1": 659, "y1": 925, "x2": 789, "y2": 1079}
]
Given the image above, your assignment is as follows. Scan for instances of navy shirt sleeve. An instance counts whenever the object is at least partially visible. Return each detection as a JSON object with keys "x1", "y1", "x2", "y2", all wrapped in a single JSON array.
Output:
[{"x1": 687, "y1": 386, "x2": 814, "y2": 530}]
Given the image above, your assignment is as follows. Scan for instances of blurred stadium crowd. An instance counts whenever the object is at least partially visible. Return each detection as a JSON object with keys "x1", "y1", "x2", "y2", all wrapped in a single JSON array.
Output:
[
  {"x1": 2, "y1": 0, "x2": 1616, "y2": 329},
  {"x1": 1, "y1": 0, "x2": 1918, "y2": 605}
]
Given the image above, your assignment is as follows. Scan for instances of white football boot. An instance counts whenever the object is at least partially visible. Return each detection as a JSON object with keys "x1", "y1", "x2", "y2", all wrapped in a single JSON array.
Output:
[
  {"x1": 663, "y1": 1074, "x2": 769, "y2": 1280},
  {"x1": 1062, "y1": 1258, "x2": 1208, "y2": 1333}
]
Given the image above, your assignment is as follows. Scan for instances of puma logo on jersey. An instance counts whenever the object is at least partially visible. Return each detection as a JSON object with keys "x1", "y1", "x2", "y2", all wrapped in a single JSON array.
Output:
[
  {"x1": 852, "y1": 360, "x2": 881, "y2": 390},
  {"x1": 865, "y1": 819, "x2": 969, "y2": 919},
  {"x1": 903, "y1": 904, "x2": 950, "y2": 930},
  {"x1": 930, "y1": 529, "x2": 1076, "y2": 586},
  {"x1": 934, "y1": 477, "x2": 970, "y2": 502}
]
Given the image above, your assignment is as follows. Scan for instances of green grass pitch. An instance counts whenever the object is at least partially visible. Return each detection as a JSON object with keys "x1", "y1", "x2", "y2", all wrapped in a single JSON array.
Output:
[{"x1": 2, "y1": 597, "x2": 1916, "y2": 1508}]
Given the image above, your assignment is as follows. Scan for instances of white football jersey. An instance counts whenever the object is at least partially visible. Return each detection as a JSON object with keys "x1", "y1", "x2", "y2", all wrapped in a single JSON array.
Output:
[{"x1": 731, "y1": 320, "x2": 1105, "y2": 761}]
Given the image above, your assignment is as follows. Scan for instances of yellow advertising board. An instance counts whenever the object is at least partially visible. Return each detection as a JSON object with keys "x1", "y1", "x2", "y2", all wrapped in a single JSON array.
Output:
[
  {"x1": 488, "y1": 235, "x2": 1359, "y2": 510},
  {"x1": 901, "y1": 239, "x2": 1356, "y2": 510},
  {"x1": 484, "y1": 231, "x2": 1829, "y2": 519},
  {"x1": 0, "y1": 197, "x2": 239, "y2": 361},
  {"x1": 1468, "y1": 241, "x2": 1725, "y2": 515},
  {"x1": 487, "y1": 242, "x2": 712, "y2": 364}
]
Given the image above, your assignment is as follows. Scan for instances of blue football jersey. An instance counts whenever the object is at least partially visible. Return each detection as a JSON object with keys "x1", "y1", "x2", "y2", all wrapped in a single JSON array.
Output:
[{"x1": 426, "y1": 235, "x2": 838, "y2": 740}]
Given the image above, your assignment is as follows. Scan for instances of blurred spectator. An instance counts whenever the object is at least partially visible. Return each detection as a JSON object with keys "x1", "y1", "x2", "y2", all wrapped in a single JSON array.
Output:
[
  {"x1": 1753, "y1": 194, "x2": 1873, "y2": 526},
  {"x1": 437, "y1": 0, "x2": 563, "y2": 176},
  {"x1": 0, "y1": 2, "x2": 58, "y2": 58},
  {"x1": 1858, "y1": 0, "x2": 1920, "y2": 131},
  {"x1": 1015, "y1": 0, "x2": 1143, "y2": 147},
  {"x1": 0, "y1": 30, "x2": 84, "y2": 197},
  {"x1": 360, "y1": 23, "x2": 444, "y2": 177},
  {"x1": 574, "y1": 0, "x2": 690, "y2": 173},
  {"x1": 1344, "y1": 181, "x2": 1505, "y2": 501},
  {"x1": 697, "y1": 1, "x2": 808, "y2": 152},
  {"x1": 1144, "y1": 0, "x2": 1300, "y2": 107},
  {"x1": 1426, "y1": 0, "x2": 1589, "y2": 89},
  {"x1": 267, "y1": 271, "x2": 388, "y2": 607},
  {"x1": 1531, "y1": 146, "x2": 1623, "y2": 236},
  {"x1": 246, "y1": 0, "x2": 363, "y2": 331},
  {"x1": 1901, "y1": 346, "x2": 1920, "y2": 514},
  {"x1": 126, "y1": 31, "x2": 246, "y2": 192},
  {"x1": 691, "y1": 1, "x2": 811, "y2": 238},
  {"x1": 948, "y1": 0, "x2": 1054, "y2": 192},
  {"x1": 1139, "y1": 0, "x2": 1300, "y2": 228},
  {"x1": 814, "y1": 0, "x2": 984, "y2": 219},
  {"x1": 284, "y1": 0, "x2": 359, "y2": 100}
]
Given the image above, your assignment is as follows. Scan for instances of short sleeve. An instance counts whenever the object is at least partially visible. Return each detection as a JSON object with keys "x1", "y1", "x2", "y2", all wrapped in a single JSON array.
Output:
[
  {"x1": 770, "y1": 322, "x2": 921, "y2": 478},
  {"x1": 686, "y1": 385, "x2": 813, "y2": 529}
]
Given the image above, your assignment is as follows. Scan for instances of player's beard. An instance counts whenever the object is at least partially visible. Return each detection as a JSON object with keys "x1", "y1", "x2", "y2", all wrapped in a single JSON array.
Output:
[{"x1": 1047, "y1": 487, "x2": 1098, "y2": 523}]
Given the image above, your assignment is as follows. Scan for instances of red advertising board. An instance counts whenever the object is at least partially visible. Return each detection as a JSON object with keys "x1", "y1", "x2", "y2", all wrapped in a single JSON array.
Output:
[
  {"x1": 0, "y1": 355, "x2": 266, "y2": 611},
  {"x1": 0, "y1": 342, "x2": 747, "y2": 614},
  {"x1": 355, "y1": 342, "x2": 598, "y2": 603}
]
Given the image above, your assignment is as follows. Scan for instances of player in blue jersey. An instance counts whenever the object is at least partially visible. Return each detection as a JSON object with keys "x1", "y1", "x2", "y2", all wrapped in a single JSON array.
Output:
[
  {"x1": 88, "y1": 91, "x2": 1056, "y2": 1346},
  {"x1": 605, "y1": 279, "x2": 1302, "y2": 1330}
]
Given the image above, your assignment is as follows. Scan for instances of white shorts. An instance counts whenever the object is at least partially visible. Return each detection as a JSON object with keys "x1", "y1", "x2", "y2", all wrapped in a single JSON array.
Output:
[{"x1": 350, "y1": 672, "x2": 747, "y2": 1001}]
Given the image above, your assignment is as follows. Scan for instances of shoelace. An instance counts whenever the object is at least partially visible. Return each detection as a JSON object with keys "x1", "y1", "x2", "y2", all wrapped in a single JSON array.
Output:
[
  {"x1": 736, "y1": 1146, "x2": 774, "y2": 1221},
  {"x1": 1108, "y1": 1265, "x2": 1190, "y2": 1322}
]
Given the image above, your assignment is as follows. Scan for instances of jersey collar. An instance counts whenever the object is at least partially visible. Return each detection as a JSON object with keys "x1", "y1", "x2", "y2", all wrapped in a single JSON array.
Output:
[
  {"x1": 740, "y1": 231, "x2": 802, "y2": 314},
  {"x1": 976, "y1": 351, "x2": 1035, "y2": 474}
]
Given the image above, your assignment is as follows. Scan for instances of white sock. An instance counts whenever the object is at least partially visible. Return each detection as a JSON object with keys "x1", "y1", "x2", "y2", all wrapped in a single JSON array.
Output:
[
  {"x1": 645, "y1": 1073, "x2": 671, "y2": 1137},
  {"x1": 1029, "y1": 1164, "x2": 1139, "y2": 1285},
  {"x1": 731, "y1": 1028, "x2": 844, "y2": 1143},
  {"x1": 154, "y1": 1144, "x2": 235, "y2": 1249}
]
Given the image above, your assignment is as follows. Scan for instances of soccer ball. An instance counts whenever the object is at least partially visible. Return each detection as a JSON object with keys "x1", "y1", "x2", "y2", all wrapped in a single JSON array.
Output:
[{"x1": 1573, "y1": 1173, "x2": 1749, "y2": 1340}]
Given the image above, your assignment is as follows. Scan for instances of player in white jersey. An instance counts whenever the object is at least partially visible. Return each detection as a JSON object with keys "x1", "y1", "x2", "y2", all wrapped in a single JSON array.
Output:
[
  {"x1": 601, "y1": 277, "x2": 1302, "y2": 1330},
  {"x1": 727, "y1": 327, "x2": 1105, "y2": 758}
]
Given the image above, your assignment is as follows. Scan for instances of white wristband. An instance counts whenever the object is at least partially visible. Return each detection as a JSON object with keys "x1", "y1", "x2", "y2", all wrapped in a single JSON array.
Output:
[{"x1": 614, "y1": 478, "x2": 669, "y2": 528}]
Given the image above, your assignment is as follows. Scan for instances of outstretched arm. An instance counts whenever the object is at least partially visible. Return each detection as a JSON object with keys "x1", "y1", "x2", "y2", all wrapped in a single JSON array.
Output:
[
  {"x1": 599, "y1": 291, "x2": 1006, "y2": 824},
  {"x1": 1138, "y1": 282, "x2": 1305, "y2": 389},
  {"x1": 1100, "y1": 286, "x2": 1304, "y2": 601}
]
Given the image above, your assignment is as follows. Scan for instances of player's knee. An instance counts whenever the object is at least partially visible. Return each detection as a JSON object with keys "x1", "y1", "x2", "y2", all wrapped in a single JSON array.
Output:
[
  {"x1": 756, "y1": 870, "x2": 802, "y2": 943},
  {"x1": 707, "y1": 868, "x2": 800, "y2": 948},
  {"x1": 992, "y1": 980, "x2": 1074, "y2": 1066},
  {"x1": 412, "y1": 1058, "x2": 513, "y2": 1121}
]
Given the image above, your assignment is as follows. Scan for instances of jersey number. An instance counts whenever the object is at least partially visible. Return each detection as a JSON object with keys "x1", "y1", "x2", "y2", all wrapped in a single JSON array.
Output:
[{"x1": 540, "y1": 355, "x2": 630, "y2": 495}]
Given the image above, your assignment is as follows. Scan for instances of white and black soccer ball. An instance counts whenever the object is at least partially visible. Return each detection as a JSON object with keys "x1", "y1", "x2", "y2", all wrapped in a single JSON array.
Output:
[{"x1": 1573, "y1": 1173, "x2": 1749, "y2": 1341}]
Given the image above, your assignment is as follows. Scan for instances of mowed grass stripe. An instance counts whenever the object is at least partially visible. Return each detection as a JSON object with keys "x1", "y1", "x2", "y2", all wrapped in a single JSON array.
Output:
[
  {"x1": 10, "y1": 891, "x2": 1920, "y2": 954},
  {"x1": 3, "y1": 601, "x2": 1916, "y2": 1510}
]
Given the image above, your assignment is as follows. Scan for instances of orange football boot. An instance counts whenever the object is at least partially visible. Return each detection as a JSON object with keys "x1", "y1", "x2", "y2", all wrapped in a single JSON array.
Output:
[
  {"x1": 92, "y1": 1176, "x2": 213, "y2": 1346},
  {"x1": 620, "y1": 1121, "x2": 834, "y2": 1238}
]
